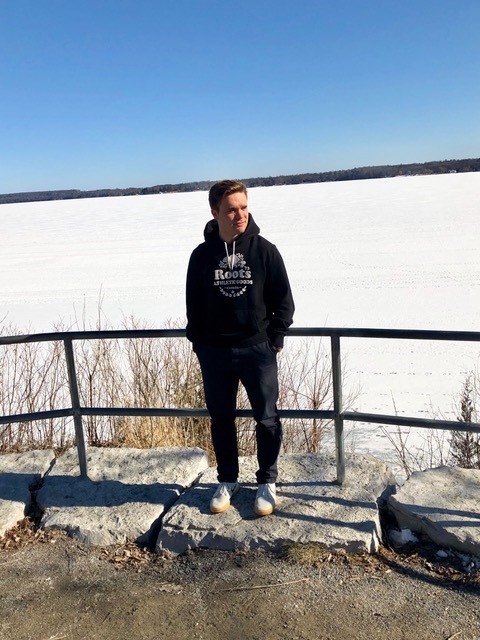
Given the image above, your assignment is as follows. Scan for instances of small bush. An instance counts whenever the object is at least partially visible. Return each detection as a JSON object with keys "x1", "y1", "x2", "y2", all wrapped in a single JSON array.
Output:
[{"x1": 450, "y1": 375, "x2": 480, "y2": 469}]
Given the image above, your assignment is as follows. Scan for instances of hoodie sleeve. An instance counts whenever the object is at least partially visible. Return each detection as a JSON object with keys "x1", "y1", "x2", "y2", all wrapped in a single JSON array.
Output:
[
  {"x1": 185, "y1": 248, "x2": 202, "y2": 344},
  {"x1": 264, "y1": 246, "x2": 295, "y2": 348}
]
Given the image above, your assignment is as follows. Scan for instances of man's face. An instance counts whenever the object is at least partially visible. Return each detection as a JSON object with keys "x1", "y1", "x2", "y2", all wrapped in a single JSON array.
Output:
[{"x1": 212, "y1": 191, "x2": 249, "y2": 242}]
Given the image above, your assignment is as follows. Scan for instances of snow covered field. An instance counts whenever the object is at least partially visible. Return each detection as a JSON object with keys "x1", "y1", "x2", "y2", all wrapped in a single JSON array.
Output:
[{"x1": 2, "y1": 172, "x2": 480, "y2": 473}]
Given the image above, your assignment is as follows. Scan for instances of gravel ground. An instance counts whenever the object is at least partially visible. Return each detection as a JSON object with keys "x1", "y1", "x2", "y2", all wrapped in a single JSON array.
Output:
[{"x1": 0, "y1": 521, "x2": 479, "y2": 640}]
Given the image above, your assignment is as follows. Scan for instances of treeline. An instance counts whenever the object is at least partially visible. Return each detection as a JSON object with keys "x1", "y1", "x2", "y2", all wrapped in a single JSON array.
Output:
[
  {"x1": 245, "y1": 157, "x2": 480, "y2": 187},
  {"x1": 1, "y1": 157, "x2": 479, "y2": 205}
]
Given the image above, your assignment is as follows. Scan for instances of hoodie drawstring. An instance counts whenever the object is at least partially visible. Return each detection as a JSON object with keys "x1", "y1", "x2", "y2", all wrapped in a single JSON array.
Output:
[{"x1": 224, "y1": 240, "x2": 236, "y2": 269}]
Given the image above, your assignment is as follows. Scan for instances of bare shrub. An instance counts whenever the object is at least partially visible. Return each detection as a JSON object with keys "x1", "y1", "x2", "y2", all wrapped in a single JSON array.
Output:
[
  {"x1": 450, "y1": 374, "x2": 480, "y2": 469},
  {"x1": 378, "y1": 391, "x2": 448, "y2": 477},
  {"x1": 1, "y1": 312, "x2": 336, "y2": 458},
  {"x1": 71, "y1": 314, "x2": 213, "y2": 455},
  {"x1": 381, "y1": 369, "x2": 480, "y2": 478},
  {"x1": 118, "y1": 318, "x2": 211, "y2": 455},
  {"x1": 0, "y1": 324, "x2": 70, "y2": 452},
  {"x1": 235, "y1": 338, "x2": 345, "y2": 456},
  {"x1": 379, "y1": 423, "x2": 451, "y2": 479},
  {"x1": 279, "y1": 338, "x2": 332, "y2": 452}
]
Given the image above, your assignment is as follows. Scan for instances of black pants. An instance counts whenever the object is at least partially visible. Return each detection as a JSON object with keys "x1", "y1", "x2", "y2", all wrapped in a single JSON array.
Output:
[{"x1": 195, "y1": 341, "x2": 282, "y2": 484}]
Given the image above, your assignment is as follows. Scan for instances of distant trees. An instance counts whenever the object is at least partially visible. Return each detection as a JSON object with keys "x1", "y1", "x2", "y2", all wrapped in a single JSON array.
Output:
[{"x1": 1, "y1": 157, "x2": 479, "y2": 205}]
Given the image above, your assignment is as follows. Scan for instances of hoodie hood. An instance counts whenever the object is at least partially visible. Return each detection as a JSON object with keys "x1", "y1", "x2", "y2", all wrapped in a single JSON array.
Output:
[{"x1": 203, "y1": 214, "x2": 260, "y2": 244}]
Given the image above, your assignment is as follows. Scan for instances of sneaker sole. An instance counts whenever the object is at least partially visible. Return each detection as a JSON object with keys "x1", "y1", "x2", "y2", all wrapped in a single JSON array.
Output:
[
  {"x1": 254, "y1": 504, "x2": 275, "y2": 516},
  {"x1": 210, "y1": 501, "x2": 231, "y2": 514},
  {"x1": 210, "y1": 485, "x2": 239, "y2": 513}
]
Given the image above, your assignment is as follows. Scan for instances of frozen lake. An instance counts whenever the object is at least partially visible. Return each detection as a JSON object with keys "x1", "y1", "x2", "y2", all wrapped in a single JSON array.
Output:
[{"x1": 2, "y1": 172, "x2": 480, "y2": 475}]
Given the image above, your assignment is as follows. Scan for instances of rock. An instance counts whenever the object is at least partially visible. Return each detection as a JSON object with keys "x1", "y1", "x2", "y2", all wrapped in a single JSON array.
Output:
[
  {"x1": 0, "y1": 450, "x2": 55, "y2": 537},
  {"x1": 37, "y1": 447, "x2": 209, "y2": 546},
  {"x1": 388, "y1": 466, "x2": 480, "y2": 556},
  {"x1": 156, "y1": 453, "x2": 396, "y2": 555}
]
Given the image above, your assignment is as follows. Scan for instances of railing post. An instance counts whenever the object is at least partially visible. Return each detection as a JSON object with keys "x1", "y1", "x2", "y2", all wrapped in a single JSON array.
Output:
[
  {"x1": 64, "y1": 338, "x2": 88, "y2": 478},
  {"x1": 331, "y1": 333, "x2": 345, "y2": 484}
]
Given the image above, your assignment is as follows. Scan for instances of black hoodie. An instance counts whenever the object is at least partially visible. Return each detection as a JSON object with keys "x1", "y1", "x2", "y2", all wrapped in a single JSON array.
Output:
[{"x1": 186, "y1": 214, "x2": 294, "y2": 348}]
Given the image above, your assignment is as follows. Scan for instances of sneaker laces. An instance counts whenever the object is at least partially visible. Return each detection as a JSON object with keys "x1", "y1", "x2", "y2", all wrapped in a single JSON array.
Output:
[
  {"x1": 257, "y1": 483, "x2": 275, "y2": 501},
  {"x1": 214, "y1": 483, "x2": 235, "y2": 499}
]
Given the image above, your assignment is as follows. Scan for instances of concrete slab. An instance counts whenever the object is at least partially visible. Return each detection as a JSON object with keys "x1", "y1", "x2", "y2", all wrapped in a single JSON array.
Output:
[
  {"x1": 0, "y1": 450, "x2": 55, "y2": 538},
  {"x1": 388, "y1": 466, "x2": 480, "y2": 556},
  {"x1": 37, "y1": 447, "x2": 209, "y2": 546},
  {"x1": 156, "y1": 453, "x2": 396, "y2": 555}
]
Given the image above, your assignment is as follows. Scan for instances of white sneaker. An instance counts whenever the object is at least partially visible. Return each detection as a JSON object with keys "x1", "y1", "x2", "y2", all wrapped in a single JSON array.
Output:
[
  {"x1": 254, "y1": 483, "x2": 276, "y2": 516},
  {"x1": 209, "y1": 482, "x2": 240, "y2": 513}
]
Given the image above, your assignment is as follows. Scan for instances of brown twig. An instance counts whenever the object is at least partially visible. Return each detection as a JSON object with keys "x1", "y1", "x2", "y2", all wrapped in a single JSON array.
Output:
[{"x1": 216, "y1": 577, "x2": 309, "y2": 592}]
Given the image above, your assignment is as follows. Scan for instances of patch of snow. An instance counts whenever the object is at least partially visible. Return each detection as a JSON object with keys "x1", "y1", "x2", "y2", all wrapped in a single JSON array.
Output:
[{"x1": 389, "y1": 528, "x2": 419, "y2": 547}]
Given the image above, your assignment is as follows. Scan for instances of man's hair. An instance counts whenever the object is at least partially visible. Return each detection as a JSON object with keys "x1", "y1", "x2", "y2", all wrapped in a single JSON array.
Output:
[{"x1": 208, "y1": 180, "x2": 247, "y2": 211}]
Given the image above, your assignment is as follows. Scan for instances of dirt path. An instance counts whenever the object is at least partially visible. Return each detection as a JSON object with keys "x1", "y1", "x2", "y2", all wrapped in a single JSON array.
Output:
[{"x1": 0, "y1": 523, "x2": 479, "y2": 640}]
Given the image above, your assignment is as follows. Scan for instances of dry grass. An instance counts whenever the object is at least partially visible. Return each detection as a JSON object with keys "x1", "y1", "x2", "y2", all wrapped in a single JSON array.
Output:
[
  {"x1": 0, "y1": 311, "x2": 342, "y2": 459},
  {"x1": 5, "y1": 304, "x2": 476, "y2": 475},
  {"x1": 279, "y1": 541, "x2": 334, "y2": 566}
]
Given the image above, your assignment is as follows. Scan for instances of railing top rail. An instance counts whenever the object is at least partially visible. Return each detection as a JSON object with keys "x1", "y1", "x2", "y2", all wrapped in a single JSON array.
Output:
[
  {"x1": 0, "y1": 328, "x2": 187, "y2": 345},
  {"x1": 288, "y1": 327, "x2": 480, "y2": 341},
  {"x1": 2, "y1": 326, "x2": 480, "y2": 347}
]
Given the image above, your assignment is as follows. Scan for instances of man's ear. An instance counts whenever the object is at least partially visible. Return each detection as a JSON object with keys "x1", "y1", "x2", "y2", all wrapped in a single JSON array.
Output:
[{"x1": 211, "y1": 208, "x2": 219, "y2": 219}]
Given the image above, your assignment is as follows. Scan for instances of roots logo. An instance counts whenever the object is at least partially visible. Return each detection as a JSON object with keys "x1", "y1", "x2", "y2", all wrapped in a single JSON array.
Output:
[{"x1": 213, "y1": 253, "x2": 253, "y2": 298}]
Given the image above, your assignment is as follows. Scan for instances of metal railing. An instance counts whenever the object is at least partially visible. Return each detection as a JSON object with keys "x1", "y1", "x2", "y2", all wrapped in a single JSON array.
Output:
[{"x1": 1, "y1": 326, "x2": 480, "y2": 484}]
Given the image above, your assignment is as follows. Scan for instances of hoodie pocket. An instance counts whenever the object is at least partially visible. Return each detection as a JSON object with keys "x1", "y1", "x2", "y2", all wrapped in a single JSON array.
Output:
[{"x1": 222, "y1": 309, "x2": 260, "y2": 338}]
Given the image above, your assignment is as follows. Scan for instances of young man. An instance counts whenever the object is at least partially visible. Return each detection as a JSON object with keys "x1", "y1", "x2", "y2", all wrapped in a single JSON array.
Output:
[{"x1": 186, "y1": 180, "x2": 294, "y2": 515}]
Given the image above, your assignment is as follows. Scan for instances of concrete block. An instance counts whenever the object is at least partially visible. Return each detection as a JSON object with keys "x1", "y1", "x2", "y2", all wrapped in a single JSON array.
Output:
[
  {"x1": 389, "y1": 466, "x2": 480, "y2": 556},
  {"x1": 156, "y1": 453, "x2": 396, "y2": 555},
  {"x1": 37, "y1": 447, "x2": 209, "y2": 546},
  {"x1": 0, "y1": 450, "x2": 55, "y2": 537}
]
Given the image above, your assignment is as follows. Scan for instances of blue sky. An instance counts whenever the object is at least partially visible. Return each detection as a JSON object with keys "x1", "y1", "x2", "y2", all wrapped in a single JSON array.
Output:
[{"x1": 1, "y1": 0, "x2": 479, "y2": 193}]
